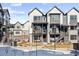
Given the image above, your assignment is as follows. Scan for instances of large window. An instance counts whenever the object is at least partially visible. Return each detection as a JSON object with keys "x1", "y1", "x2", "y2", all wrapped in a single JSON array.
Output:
[
  {"x1": 70, "y1": 15, "x2": 77, "y2": 20},
  {"x1": 15, "y1": 31, "x2": 20, "y2": 34},
  {"x1": 33, "y1": 35, "x2": 40, "y2": 40},
  {"x1": 17, "y1": 26, "x2": 20, "y2": 29},
  {"x1": 34, "y1": 16, "x2": 45, "y2": 22},
  {"x1": 70, "y1": 35, "x2": 77, "y2": 40},
  {"x1": 34, "y1": 16, "x2": 40, "y2": 21},
  {"x1": 50, "y1": 14, "x2": 60, "y2": 23},
  {"x1": 70, "y1": 15, "x2": 77, "y2": 25}
]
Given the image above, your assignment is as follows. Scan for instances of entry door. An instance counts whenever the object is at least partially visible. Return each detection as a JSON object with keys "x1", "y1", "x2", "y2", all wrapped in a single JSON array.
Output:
[{"x1": 73, "y1": 43, "x2": 79, "y2": 50}]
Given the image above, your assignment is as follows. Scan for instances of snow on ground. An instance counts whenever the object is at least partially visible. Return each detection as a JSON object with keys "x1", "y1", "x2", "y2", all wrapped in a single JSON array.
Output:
[
  {"x1": 10, "y1": 46, "x2": 71, "y2": 54},
  {"x1": 0, "y1": 44, "x2": 72, "y2": 56},
  {"x1": 1, "y1": 46, "x2": 70, "y2": 54}
]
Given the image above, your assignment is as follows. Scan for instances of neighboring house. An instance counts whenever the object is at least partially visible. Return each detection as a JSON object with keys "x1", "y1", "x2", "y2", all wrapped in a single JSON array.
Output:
[
  {"x1": 28, "y1": 6, "x2": 79, "y2": 44},
  {"x1": 0, "y1": 4, "x2": 10, "y2": 43},
  {"x1": 0, "y1": 4, "x2": 4, "y2": 41},
  {"x1": 10, "y1": 21, "x2": 30, "y2": 42},
  {"x1": 13, "y1": 21, "x2": 23, "y2": 37}
]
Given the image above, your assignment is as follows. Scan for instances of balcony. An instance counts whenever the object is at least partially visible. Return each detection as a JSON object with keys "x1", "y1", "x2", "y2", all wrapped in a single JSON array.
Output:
[
  {"x1": 70, "y1": 20, "x2": 77, "y2": 26},
  {"x1": 33, "y1": 16, "x2": 47, "y2": 23},
  {"x1": 50, "y1": 31, "x2": 60, "y2": 34},
  {"x1": 69, "y1": 30, "x2": 77, "y2": 35}
]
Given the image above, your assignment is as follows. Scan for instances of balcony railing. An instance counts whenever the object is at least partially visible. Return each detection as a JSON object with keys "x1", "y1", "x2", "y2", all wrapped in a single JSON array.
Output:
[
  {"x1": 33, "y1": 29, "x2": 47, "y2": 34},
  {"x1": 50, "y1": 31, "x2": 60, "y2": 34},
  {"x1": 50, "y1": 28, "x2": 60, "y2": 34},
  {"x1": 50, "y1": 20, "x2": 60, "y2": 24},
  {"x1": 70, "y1": 20, "x2": 77, "y2": 25},
  {"x1": 33, "y1": 29, "x2": 42, "y2": 34}
]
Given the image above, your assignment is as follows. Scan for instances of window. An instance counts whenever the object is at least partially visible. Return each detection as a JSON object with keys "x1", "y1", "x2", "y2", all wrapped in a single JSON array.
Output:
[
  {"x1": 70, "y1": 15, "x2": 77, "y2": 24},
  {"x1": 70, "y1": 15, "x2": 77, "y2": 20},
  {"x1": 15, "y1": 31, "x2": 20, "y2": 34},
  {"x1": 70, "y1": 26, "x2": 77, "y2": 30},
  {"x1": 50, "y1": 14, "x2": 60, "y2": 23},
  {"x1": 17, "y1": 26, "x2": 20, "y2": 29},
  {"x1": 70, "y1": 35, "x2": 77, "y2": 40},
  {"x1": 34, "y1": 16, "x2": 45, "y2": 22},
  {"x1": 33, "y1": 35, "x2": 39, "y2": 40},
  {"x1": 34, "y1": 16, "x2": 40, "y2": 21}
]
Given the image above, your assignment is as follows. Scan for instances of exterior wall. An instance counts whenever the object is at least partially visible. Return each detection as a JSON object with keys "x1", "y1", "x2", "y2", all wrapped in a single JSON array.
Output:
[
  {"x1": 23, "y1": 21, "x2": 30, "y2": 30},
  {"x1": 63, "y1": 15, "x2": 68, "y2": 25},
  {"x1": 69, "y1": 30, "x2": 77, "y2": 35}
]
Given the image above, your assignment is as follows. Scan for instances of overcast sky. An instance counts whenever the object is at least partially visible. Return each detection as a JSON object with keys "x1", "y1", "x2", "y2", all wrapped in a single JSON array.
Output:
[{"x1": 1, "y1": 3, "x2": 79, "y2": 24}]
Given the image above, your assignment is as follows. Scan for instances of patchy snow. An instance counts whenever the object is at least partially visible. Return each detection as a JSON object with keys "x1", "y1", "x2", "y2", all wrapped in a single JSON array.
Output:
[{"x1": 0, "y1": 45, "x2": 74, "y2": 56}]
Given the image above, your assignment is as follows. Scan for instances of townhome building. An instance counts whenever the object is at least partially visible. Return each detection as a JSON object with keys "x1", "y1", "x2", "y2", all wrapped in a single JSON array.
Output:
[
  {"x1": 28, "y1": 6, "x2": 79, "y2": 44},
  {"x1": 28, "y1": 8, "x2": 47, "y2": 43}
]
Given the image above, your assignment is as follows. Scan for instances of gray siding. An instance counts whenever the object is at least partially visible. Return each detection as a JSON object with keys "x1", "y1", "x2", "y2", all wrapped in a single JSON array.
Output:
[{"x1": 63, "y1": 15, "x2": 68, "y2": 25}]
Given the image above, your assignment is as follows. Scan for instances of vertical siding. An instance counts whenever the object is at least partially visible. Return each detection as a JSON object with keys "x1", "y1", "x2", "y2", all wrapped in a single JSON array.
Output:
[{"x1": 63, "y1": 15, "x2": 68, "y2": 25}]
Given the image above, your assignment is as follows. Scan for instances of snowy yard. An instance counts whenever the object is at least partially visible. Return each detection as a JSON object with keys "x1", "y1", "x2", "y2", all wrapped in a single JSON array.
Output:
[{"x1": 0, "y1": 46, "x2": 76, "y2": 56}]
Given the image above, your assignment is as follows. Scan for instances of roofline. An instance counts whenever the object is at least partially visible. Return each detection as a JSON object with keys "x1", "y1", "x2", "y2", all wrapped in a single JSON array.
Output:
[
  {"x1": 14, "y1": 21, "x2": 23, "y2": 25},
  {"x1": 28, "y1": 8, "x2": 44, "y2": 16},
  {"x1": 23, "y1": 20, "x2": 29, "y2": 25},
  {"x1": 46, "y1": 6, "x2": 64, "y2": 14},
  {"x1": 3, "y1": 9, "x2": 10, "y2": 17},
  {"x1": 66, "y1": 7, "x2": 79, "y2": 14},
  {"x1": 0, "y1": 3, "x2": 3, "y2": 9}
]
